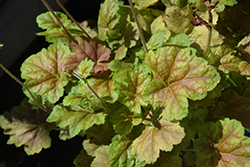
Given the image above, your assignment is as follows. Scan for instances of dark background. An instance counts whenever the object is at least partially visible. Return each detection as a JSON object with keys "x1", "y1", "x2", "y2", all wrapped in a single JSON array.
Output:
[{"x1": 0, "y1": 0, "x2": 103, "y2": 166}]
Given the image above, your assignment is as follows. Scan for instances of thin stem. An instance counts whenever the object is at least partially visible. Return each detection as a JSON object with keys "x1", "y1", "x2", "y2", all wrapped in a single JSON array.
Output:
[
  {"x1": 128, "y1": 0, "x2": 148, "y2": 54},
  {"x1": 0, "y1": 63, "x2": 47, "y2": 112},
  {"x1": 41, "y1": 0, "x2": 74, "y2": 41},
  {"x1": 55, "y1": 0, "x2": 92, "y2": 39},
  {"x1": 205, "y1": 9, "x2": 212, "y2": 52},
  {"x1": 73, "y1": 71, "x2": 111, "y2": 115}
]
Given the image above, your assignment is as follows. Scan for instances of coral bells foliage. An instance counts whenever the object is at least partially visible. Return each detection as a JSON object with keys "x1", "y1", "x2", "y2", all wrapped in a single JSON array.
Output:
[{"x1": 3, "y1": 0, "x2": 250, "y2": 166}]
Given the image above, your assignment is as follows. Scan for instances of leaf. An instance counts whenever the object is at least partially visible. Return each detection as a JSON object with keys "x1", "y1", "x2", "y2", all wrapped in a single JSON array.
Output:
[
  {"x1": 36, "y1": 11, "x2": 71, "y2": 30},
  {"x1": 150, "y1": 15, "x2": 171, "y2": 40},
  {"x1": 21, "y1": 43, "x2": 69, "y2": 104},
  {"x1": 98, "y1": 0, "x2": 122, "y2": 41},
  {"x1": 194, "y1": 121, "x2": 223, "y2": 167},
  {"x1": 0, "y1": 98, "x2": 53, "y2": 155},
  {"x1": 60, "y1": 37, "x2": 111, "y2": 76},
  {"x1": 132, "y1": 0, "x2": 159, "y2": 10},
  {"x1": 78, "y1": 58, "x2": 95, "y2": 78},
  {"x1": 146, "y1": 30, "x2": 167, "y2": 50},
  {"x1": 144, "y1": 46, "x2": 220, "y2": 121},
  {"x1": 188, "y1": 26, "x2": 223, "y2": 51},
  {"x1": 203, "y1": 45, "x2": 240, "y2": 74},
  {"x1": 74, "y1": 149, "x2": 94, "y2": 167},
  {"x1": 162, "y1": 6, "x2": 193, "y2": 35},
  {"x1": 110, "y1": 135, "x2": 134, "y2": 167},
  {"x1": 91, "y1": 145, "x2": 110, "y2": 167},
  {"x1": 214, "y1": 118, "x2": 250, "y2": 166},
  {"x1": 63, "y1": 79, "x2": 100, "y2": 108},
  {"x1": 109, "y1": 104, "x2": 141, "y2": 135},
  {"x1": 211, "y1": 0, "x2": 238, "y2": 13},
  {"x1": 131, "y1": 119, "x2": 185, "y2": 164},
  {"x1": 239, "y1": 61, "x2": 250, "y2": 80},
  {"x1": 114, "y1": 65, "x2": 151, "y2": 114},
  {"x1": 214, "y1": 90, "x2": 250, "y2": 130},
  {"x1": 83, "y1": 139, "x2": 102, "y2": 157},
  {"x1": 46, "y1": 105, "x2": 106, "y2": 138}
]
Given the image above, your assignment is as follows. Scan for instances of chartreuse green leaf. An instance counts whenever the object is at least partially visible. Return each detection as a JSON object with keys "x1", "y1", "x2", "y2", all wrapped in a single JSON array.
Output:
[
  {"x1": 211, "y1": 0, "x2": 237, "y2": 13},
  {"x1": 21, "y1": 43, "x2": 69, "y2": 104},
  {"x1": 36, "y1": 11, "x2": 71, "y2": 30},
  {"x1": 150, "y1": 15, "x2": 171, "y2": 41},
  {"x1": 78, "y1": 58, "x2": 95, "y2": 78},
  {"x1": 83, "y1": 139, "x2": 102, "y2": 157},
  {"x1": 98, "y1": 0, "x2": 122, "y2": 41},
  {"x1": 194, "y1": 121, "x2": 223, "y2": 167},
  {"x1": 214, "y1": 118, "x2": 250, "y2": 166},
  {"x1": 146, "y1": 30, "x2": 167, "y2": 50},
  {"x1": 132, "y1": 0, "x2": 159, "y2": 10},
  {"x1": 63, "y1": 81, "x2": 100, "y2": 108},
  {"x1": 131, "y1": 119, "x2": 185, "y2": 164},
  {"x1": 162, "y1": 6, "x2": 193, "y2": 35},
  {"x1": 144, "y1": 46, "x2": 220, "y2": 121},
  {"x1": 110, "y1": 135, "x2": 134, "y2": 167},
  {"x1": 214, "y1": 90, "x2": 250, "y2": 130},
  {"x1": 91, "y1": 145, "x2": 110, "y2": 167},
  {"x1": 239, "y1": 61, "x2": 250, "y2": 80},
  {"x1": 203, "y1": 45, "x2": 240, "y2": 74},
  {"x1": 0, "y1": 98, "x2": 53, "y2": 155},
  {"x1": 114, "y1": 65, "x2": 151, "y2": 115},
  {"x1": 46, "y1": 105, "x2": 106, "y2": 138}
]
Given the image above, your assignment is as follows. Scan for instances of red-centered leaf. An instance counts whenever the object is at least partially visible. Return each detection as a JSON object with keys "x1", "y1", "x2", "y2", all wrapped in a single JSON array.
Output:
[
  {"x1": 114, "y1": 65, "x2": 151, "y2": 114},
  {"x1": 21, "y1": 43, "x2": 70, "y2": 103},
  {"x1": 131, "y1": 119, "x2": 185, "y2": 164},
  {"x1": 214, "y1": 118, "x2": 250, "y2": 167},
  {"x1": 203, "y1": 45, "x2": 240, "y2": 74},
  {"x1": 144, "y1": 47, "x2": 220, "y2": 121},
  {"x1": 214, "y1": 90, "x2": 250, "y2": 130},
  {"x1": 110, "y1": 135, "x2": 134, "y2": 167},
  {"x1": 194, "y1": 121, "x2": 223, "y2": 167},
  {"x1": 91, "y1": 145, "x2": 110, "y2": 167},
  {"x1": 60, "y1": 37, "x2": 111, "y2": 76},
  {"x1": 73, "y1": 149, "x2": 94, "y2": 167},
  {"x1": 0, "y1": 98, "x2": 53, "y2": 155},
  {"x1": 46, "y1": 105, "x2": 106, "y2": 138}
]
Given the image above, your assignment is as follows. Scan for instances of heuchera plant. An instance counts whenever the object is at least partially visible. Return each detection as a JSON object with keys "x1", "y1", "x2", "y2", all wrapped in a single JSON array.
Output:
[{"x1": 1, "y1": 0, "x2": 250, "y2": 166}]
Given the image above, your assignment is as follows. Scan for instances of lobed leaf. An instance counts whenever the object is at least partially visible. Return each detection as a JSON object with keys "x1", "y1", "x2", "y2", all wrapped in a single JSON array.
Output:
[
  {"x1": 144, "y1": 46, "x2": 220, "y2": 121},
  {"x1": 91, "y1": 145, "x2": 110, "y2": 167},
  {"x1": 46, "y1": 105, "x2": 106, "y2": 138},
  {"x1": 114, "y1": 65, "x2": 151, "y2": 114},
  {"x1": 36, "y1": 11, "x2": 71, "y2": 30},
  {"x1": 203, "y1": 45, "x2": 240, "y2": 74},
  {"x1": 110, "y1": 135, "x2": 134, "y2": 167},
  {"x1": 211, "y1": 0, "x2": 238, "y2": 13},
  {"x1": 131, "y1": 119, "x2": 185, "y2": 164},
  {"x1": 60, "y1": 37, "x2": 111, "y2": 76},
  {"x1": 214, "y1": 118, "x2": 250, "y2": 167},
  {"x1": 73, "y1": 149, "x2": 94, "y2": 167},
  {"x1": 132, "y1": 0, "x2": 159, "y2": 10},
  {"x1": 21, "y1": 43, "x2": 70, "y2": 103},
  {"x1": 0, "y1": 98, "x2": 53, "y2": 155}
]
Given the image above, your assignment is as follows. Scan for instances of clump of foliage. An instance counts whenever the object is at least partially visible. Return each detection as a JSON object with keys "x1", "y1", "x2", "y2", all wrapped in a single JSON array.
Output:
[{"x1": 1, "y1": 0, "x2": 250, "y2": 166}]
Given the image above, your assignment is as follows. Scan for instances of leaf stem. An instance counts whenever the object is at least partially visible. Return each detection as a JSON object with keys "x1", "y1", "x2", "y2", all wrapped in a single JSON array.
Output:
[
  {"x1": 0, "y1": 63, "x2": 47, "y2": 112},
  {"x1": 72, "y1": 71, "x2": 111, "y2": 115},
  {"x1": 41, "y1": 0, "x2": 75, "y2": 41},
  {"x1": 128, "y1": 0, "x2": 148, "y2": 54},
  {"x1": 55, "y1": 0, "x2": 92, "y2": 39}
]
